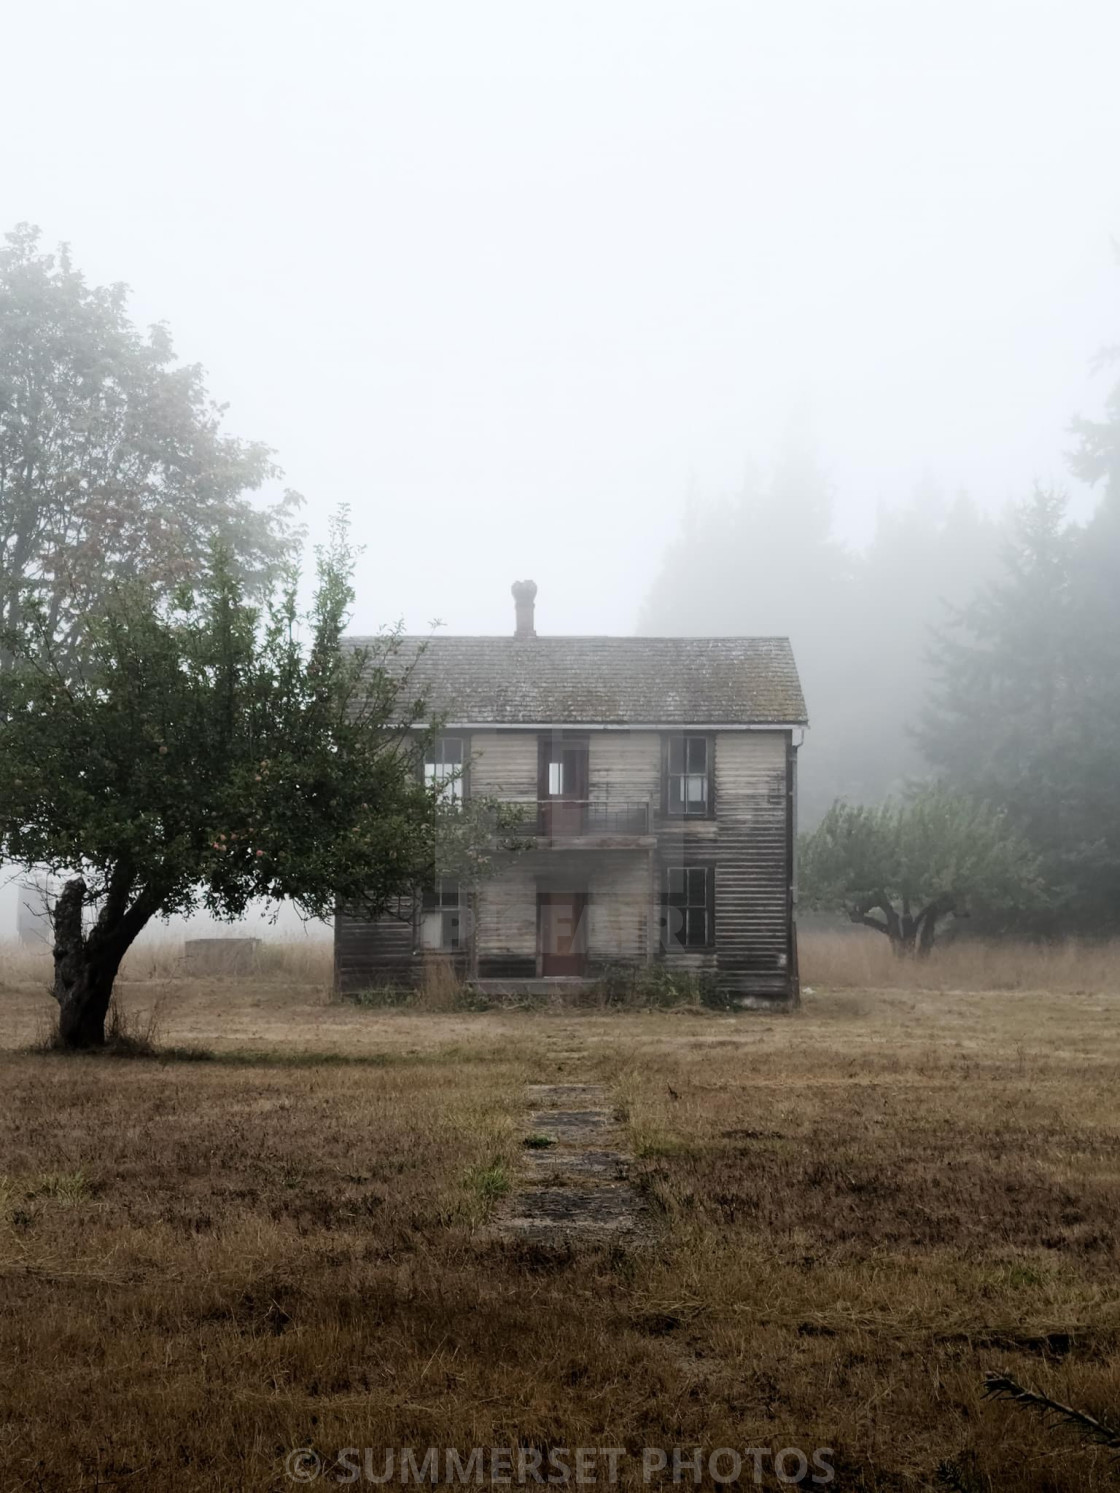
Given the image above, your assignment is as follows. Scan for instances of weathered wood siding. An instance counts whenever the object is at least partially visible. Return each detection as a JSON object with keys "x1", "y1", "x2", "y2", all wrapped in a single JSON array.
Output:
[
  {"x1": 469, "y1": 730, "x2": 658, "y2": 975},
  {"x1": 588, "y1": 731, "x2": 660, "y2": 801},
  {"x1": 468, "y1": 731, "x2": 537, "y2": 799},
  {"x1": 334, "y1": 727, "x2": 797, "y2": 1003},
  {"x1": 470, "y1": 847, "x2": 652, "y2": 972},
  {"x1": 469, "y1": 728, "x2": 661, "y2": 802},
  {"x1": 334, "y1": 897, "x2": 417, "y2": 992},
  {"x1": 711, "y1": 730, "x2": 792, "y2": 994},
  {"x1": 587, "y1": 853, "x2": 653, "y2": 963},
  {"x1": 474, "y1": 856, "x2": 537, "y2": 977},
  {"x1": 653, "y1": 730, "x2": 794, "y2": 998}
]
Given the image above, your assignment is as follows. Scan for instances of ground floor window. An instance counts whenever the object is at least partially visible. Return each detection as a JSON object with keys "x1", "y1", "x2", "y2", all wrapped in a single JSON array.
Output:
[
  {"x1": 421, "y1": 880, "x2": 465, "y2": 951},
  {"x1": 661, "y1": 864, "x2": 714, "y2": 949}
]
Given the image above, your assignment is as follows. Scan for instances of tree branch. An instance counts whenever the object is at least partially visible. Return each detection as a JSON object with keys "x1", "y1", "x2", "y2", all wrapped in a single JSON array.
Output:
[
  {"x1": 984, "y1": 1371, "x2": 1120, "y2": 1451},
  {"x1": 849, "y1": 908, "x2": 891, "y2": 936}
]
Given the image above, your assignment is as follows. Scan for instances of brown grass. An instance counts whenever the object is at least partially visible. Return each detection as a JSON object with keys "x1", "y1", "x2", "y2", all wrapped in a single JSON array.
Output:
[
  {"x1": 0, "y1": 936, "x2": 334, "y2": 990},
  {"x1": 801, "y1": 928, "x2": 1120, "y2": 995},
  {"x1": 2, "y1": 945, "x2": 1120, "y2": 1489},
  {"x1": 5, "y1": 927, "x2": 1119, "y2": 1003}
]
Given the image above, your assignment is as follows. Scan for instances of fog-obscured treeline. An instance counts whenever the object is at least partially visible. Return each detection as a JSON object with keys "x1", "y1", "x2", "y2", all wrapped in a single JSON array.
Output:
[
  {"x1": 638, "y1": 440, "x2": 1004, "y2": 821},
  {"x1": 640, "y1": 360, "x2": 1120, "y2": 932}
]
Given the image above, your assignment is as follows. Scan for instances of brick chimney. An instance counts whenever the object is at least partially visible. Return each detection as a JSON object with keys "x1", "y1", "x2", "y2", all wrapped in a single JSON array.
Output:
[{"x1": 511, "y1": 579, "x2": 537, "y2": 639}]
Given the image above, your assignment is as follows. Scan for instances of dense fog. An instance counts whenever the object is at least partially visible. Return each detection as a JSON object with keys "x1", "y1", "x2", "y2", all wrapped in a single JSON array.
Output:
[
  {"x1": 4, "y1": 0, "x2": 1120, "y2": 937},
  {"x1": 4, "y1": 1, "x2": 1119, "y2": 630}
]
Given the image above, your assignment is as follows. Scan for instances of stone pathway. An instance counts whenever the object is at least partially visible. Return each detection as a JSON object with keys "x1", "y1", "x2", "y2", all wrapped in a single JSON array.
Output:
[{"x1": 497, "y1": 1082, "x2": 645, "y2": 1246}]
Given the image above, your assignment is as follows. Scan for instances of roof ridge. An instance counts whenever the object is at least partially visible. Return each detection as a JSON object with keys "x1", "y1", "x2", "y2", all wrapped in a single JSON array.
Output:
[{"x1": 340, "y1": 632, "x2": 807, "y2": 726}]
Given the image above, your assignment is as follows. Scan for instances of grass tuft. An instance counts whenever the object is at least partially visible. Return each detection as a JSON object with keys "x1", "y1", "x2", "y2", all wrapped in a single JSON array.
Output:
[{"x1": 464, "y1": 1159, "x2": 512, "y2": 1203}]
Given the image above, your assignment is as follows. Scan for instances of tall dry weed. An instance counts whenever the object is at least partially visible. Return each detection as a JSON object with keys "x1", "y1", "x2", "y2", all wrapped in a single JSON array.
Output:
[
  {"x1": 0, "y1": 943, "x2": 50, "y2": 990},
  {"x1": 415, "y1": 955, "x2": 464, "y2": 1012},
  {"x1": 800, "y1": 928, "x2": 1120, "y2": 994}
]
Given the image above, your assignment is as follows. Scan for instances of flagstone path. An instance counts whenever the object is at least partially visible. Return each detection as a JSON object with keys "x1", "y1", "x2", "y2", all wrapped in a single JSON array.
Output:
[{"x1": 497, "y1": 1081, "x2": 646, "y2": 1246}]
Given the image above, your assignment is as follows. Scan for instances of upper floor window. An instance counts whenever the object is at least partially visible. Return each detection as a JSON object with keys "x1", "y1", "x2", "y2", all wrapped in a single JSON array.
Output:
[
  {"x1": 425, "y1": 735, "x2": 464, "y2": 803},
  {"x1": 666, "y1": 734, "x2": 710, "y2": 816}
]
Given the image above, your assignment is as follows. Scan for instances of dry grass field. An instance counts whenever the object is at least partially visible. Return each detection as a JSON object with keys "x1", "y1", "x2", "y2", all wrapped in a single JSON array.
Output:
[{"x1": 1, "y1": 935, "x2": 1119, "y2": 1490}]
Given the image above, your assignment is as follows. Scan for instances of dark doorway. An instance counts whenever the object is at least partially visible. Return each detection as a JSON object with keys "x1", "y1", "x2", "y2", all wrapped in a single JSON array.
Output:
[
  {"x1": 538, "y1": 890, "x2": 589, "y2": 976},
  {"x1": 538, "y1": 733, "x2": 589, "y2": 836}
]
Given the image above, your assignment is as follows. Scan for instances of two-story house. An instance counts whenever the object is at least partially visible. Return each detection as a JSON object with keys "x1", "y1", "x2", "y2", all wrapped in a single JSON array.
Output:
[{"x1": 334, "y1": 581, "x2": 808, "y2": 1008}]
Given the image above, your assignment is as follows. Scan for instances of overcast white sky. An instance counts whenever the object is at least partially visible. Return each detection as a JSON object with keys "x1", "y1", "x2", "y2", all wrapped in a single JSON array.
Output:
[{"x1": 5, "y1": 0, "x2": 1120, "y2": 636}]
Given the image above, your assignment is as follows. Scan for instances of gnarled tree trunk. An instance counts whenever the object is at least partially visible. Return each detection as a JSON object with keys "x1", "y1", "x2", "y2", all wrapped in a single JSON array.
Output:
[
  {"x1": 50, "y1": 873, "x2": 154, "y2": 1049},
  {"x1": 849, "y1": 893, "x2": 954, "y2": 959}
]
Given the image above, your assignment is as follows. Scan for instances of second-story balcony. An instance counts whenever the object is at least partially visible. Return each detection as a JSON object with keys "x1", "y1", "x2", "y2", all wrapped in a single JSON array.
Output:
[{"x1": 499, "y1": 798, "x2": 654, "y2": 848}]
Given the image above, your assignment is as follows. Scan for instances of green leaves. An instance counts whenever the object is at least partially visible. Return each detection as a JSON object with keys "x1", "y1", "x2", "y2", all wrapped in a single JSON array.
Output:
[{"x1": 0, "y1": 516, "x2": 475, "y2": 934}]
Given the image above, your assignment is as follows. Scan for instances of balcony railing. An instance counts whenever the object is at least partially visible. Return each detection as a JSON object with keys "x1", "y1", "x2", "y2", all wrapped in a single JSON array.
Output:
[{"x1": 499, "y1": 799, "x2": 651, "y2": 840}]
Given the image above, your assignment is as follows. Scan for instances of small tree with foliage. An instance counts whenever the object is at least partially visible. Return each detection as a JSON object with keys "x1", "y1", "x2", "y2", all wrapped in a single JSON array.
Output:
[
  {"x1": 799, "y1": 787, "x2": 1045, "y2": 956},
  {"x1": 0, "y1": 515, "x2": 496, "y2": 1048}
]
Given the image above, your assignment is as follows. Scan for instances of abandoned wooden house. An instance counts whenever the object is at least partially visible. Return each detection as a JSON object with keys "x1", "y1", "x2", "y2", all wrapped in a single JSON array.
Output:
[{"x1": 334, "y1": 581, "x2": 808, "y2": 1007}]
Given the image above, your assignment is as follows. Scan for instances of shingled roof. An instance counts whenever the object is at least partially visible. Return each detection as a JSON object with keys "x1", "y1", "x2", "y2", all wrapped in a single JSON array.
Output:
[{"x1": 348, "y1": 634, "x2": 807, "y2": 727}]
